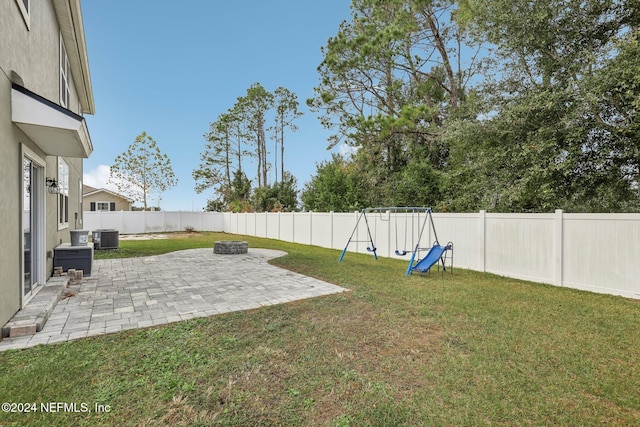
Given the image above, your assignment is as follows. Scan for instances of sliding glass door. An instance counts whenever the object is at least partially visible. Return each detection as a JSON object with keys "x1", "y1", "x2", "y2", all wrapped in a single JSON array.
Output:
[{"x1": 23, "y1": 156, "x2": 42, "y2": 298}]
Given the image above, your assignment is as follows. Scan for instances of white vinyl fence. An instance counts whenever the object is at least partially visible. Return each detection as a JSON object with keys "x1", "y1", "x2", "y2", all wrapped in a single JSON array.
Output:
[
  {"x1": 84, "y1": 210, "x2": 640, "y2": 299},
  {"x1": 83, "y1": 211, "x2": 225, "y2": 235}
]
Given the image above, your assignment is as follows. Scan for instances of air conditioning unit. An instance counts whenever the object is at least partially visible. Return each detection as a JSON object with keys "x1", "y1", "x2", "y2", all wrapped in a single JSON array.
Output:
[{"x1": 93, "y1": 229, "x2": 119, "y2": 250}]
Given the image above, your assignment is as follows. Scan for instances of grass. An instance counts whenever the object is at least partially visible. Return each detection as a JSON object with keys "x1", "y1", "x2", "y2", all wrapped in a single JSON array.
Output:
[{"x1": 1, "y1": 231, "x2": 639, "y2": 426}]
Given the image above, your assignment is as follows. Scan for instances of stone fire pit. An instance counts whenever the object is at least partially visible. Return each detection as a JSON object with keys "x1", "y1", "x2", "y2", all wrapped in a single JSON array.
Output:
[{"x1": 214, "y1": 240, "x2": 249, "y2": 255}]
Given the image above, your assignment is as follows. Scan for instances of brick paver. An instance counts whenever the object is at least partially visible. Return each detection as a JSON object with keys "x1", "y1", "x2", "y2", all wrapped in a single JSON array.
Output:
[{"x1": 0, "y1": 248, "x2": 348, "y2": 351}]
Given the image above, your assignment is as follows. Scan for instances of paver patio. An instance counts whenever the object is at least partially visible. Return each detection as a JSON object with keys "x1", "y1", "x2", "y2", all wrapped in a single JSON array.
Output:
[{"x1": 0, "y1": 248, "x2": 348, "y2": 351}]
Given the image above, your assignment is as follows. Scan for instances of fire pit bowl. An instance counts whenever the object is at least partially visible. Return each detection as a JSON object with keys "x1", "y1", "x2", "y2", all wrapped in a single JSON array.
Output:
[{"x1": 214, "y1": 240, "x2": 249, "y2": 255}]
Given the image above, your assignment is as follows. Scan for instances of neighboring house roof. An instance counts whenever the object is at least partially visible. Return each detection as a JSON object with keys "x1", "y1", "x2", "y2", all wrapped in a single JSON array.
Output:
[
  {"x1": 83, "y1": 186, "x2": 134, "y2": 203},
  {"x1": 82, "y1": 184, "x2": 98, "y2": 194}
]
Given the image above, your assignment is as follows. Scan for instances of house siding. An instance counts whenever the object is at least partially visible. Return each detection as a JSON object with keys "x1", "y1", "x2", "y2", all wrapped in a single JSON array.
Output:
[
  {"x1": 1, "y1": 0, "x2": 63, "y2": 108},
  {"x1": 84, "y1": 192, "x2": 132, "y2": 212},
  {"x1": 0, "y1": 77, "x2": 22, "y2": 326},
  {"x1": 0, "y1": 1, "x2": 92, "y2": 329}
]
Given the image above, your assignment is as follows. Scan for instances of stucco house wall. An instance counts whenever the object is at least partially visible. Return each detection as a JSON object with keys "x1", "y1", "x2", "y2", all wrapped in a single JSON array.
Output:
[{"x1": 0, "y1": 0, "x2": 94, "y2": 330}]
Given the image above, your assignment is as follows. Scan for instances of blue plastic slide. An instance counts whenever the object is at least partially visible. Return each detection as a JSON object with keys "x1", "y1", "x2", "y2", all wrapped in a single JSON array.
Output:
[{"x1": 407, "y1": 245, "x2": 448, "y2": 275}]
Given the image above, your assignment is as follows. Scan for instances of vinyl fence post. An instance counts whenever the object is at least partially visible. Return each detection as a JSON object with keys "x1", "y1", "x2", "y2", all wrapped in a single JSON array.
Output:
[
  {"x1": 554, "y1": 209, "x2": 564, "y2": 287},
  {"x1": 479, "y1": 210, "x2": 486, "y2": 272},
  {"x1": 355, "y1": 210, "x2": 359, "y2": 253},
  {"x1": 330, "y1": 211, "x2": 334, "y2": 249}
]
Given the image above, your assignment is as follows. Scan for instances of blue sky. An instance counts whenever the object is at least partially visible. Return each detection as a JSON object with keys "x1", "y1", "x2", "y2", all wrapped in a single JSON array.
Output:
[{"x1": 82, "y1": 1, "x2": 352, "y2": 211}]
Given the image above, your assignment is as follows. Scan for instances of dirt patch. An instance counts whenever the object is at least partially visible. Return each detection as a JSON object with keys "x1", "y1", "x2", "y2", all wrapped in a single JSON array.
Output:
[{"x1": 119, "y1": 232, "x2": 201, "y2": 241}]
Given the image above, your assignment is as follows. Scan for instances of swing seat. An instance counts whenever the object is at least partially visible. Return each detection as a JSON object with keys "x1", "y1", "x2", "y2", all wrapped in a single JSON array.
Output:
[
  {"x1": 367, "y1": 246, "x2": 377, "y2": 252},
  {"x1": 395, "y1": 250, "x2": 408, "y2": 256}
]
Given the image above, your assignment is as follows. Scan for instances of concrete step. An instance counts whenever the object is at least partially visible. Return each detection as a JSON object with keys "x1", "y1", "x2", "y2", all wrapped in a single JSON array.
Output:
[{"x1": 1, "y1": 276, "x2": 69, "y2": 339}]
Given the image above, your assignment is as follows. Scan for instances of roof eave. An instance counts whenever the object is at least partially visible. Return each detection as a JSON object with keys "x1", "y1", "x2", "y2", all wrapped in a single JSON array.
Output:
[
  {"x1": 84, "y1": 189, "x2": 134, "y2": 203},
  {"x1": 53, "y1": 0, "x2": 95, "y2": 115},
  {"x1": 12, "y1": 84, "x2": 93, "y2": 158}
]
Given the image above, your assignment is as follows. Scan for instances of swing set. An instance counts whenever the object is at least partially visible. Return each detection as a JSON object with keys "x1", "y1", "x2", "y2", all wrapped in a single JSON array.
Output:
[{"x1": 339, "y1": 207, "x2": 453, "y2": 276}]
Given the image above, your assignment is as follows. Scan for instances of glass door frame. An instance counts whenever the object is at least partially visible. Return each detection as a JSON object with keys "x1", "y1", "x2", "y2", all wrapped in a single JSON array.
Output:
[{"x1": 22, "y1": 145, "x2": 46, "y2": 306}]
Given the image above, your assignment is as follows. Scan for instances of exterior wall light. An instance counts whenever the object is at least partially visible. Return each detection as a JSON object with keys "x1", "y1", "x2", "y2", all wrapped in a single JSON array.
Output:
[{"x1": 46, "y1": 177, "x2": 60, "y2": 194}]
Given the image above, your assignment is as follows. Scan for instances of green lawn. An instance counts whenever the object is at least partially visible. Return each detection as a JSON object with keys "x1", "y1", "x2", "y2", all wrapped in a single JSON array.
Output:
[{"x1": 1, "y1": 232, "x2": 639, "y2": 426}]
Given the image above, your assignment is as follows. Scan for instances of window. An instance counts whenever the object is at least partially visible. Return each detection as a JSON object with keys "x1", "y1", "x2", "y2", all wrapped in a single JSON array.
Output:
[
  {"x1": 15, "y1": 0, "x2": 30, "y2": 29},
  {"x1": 78, "y1": 178, "x2": 83, "y2": 226},
  {"x1": 96, "y1": 202, "x2": 110, "y2": 212},
  {"x1": 58, "y1": 157, "x2": 69, "y2": 228},
  {"x1": 91, "y1": 202, "x2": 116, "y2": 212},
  {"x1": 60, "y1": 34, "x2": 70, "y2": 108}
]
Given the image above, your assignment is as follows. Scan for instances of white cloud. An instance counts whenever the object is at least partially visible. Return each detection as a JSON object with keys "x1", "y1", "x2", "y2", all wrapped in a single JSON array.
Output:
[
  {"x1": 83, "y1": 164, "x2": 119, "y2": 192},
  {"x1": 338, "y1": 143, "x2": 359, "y2": 159}
]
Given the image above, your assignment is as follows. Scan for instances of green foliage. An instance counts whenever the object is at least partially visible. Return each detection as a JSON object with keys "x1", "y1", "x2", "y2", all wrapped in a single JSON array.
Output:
[
  {"x1": 444, "y1": 0, "x2": 640, "y2": 212},
  {"x1": 301, "y1": 154, "x2": 369, "y2": 212},
  {"x1": 109, "y1": 131, "x2": 177, "y2": 210},
  {"x1": 573, "y1": 30, "x2": 640, "y2": 211},
  {"x1": 386, "y1": 158, "x2": 443, "y2": 208},
  {"x1": 238, "y1": 83, "x2": 275, "y2": 188},
  {"x1": 252, "y1": 172, "x2": 299, "y2": 212},
  {"x1": 195, "y1": 83, "x2": 303, "y2": 212},
  {"x1": 204, "y1": 198, "x2": 225, "y2": 212},
  {"x1": 271, "y1": 87, "x2": 303, "y2": 184},
  {"x1": 203, "y1": 170, "x2": 253, "y2": 212},
  {"x1": 307, "y1": 0, "x2": 483, "y2": 211},
  {"x1": 225, "y1": 170, "x2": 253, "y2": 212},
  {"x1": 231, "y1": 169, "x2": 251, "y2": 201},
  {"x1": 193, "y1": 112, "x2": 238, "y2": 197},
  {"x1": 308, "y1": 0, "x2": 639, "y2": 212}
]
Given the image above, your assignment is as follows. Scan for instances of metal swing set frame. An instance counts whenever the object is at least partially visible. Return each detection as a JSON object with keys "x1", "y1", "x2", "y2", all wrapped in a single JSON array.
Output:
[{"x1": 339, "y1": 207, "x2": 453, "y2": 276}]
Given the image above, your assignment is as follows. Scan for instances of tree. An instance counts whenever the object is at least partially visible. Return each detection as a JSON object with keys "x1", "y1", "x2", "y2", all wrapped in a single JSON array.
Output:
[
  {"x1": 573, "y1": 30, "x2": 640, "y2": 211},
  {"x1": 301, "y1": 0, "x2": 638, "y2": 212},
  {"x1": 193, "y1": 112, "x2": 235, "y2": 200},
  {"x1": 237, "y1": 83, "x2": 274, "y2": 188},
  {"x1": 308, "y1": 0, "x2": 483, "y2": 205},
  {"x1": 446, "y1": 0, "x2": 640, "y2": 211},
  {"x1": 227, "y1": 169, "x2": 252, "y2": 212},
  {"x1": 109, "y1": 132, "x2": 177, "y2": 210},
  {"x1": 275, "y1": 171, "x2": 299, "y2": 211},
  {"x1": 309, "y1": 0, "x2": 482, "y2": 143},
  {"x1": 194, "y1": 94, "x2": 263, "y2": 211},
  {"x1": 301, "y1": 154, "x2": 369, "y2": 212},
  {"x1": 252, "y1": 172, "x2": 299, "y2": 212},
  {"x1": 271, "y1": 87, "x2": 303, "y2": 183},
  {"x1": 195, "y1": 83, "x2": 302, "y2": 212}
]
